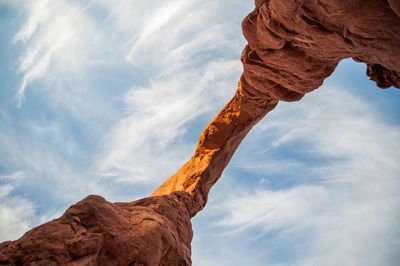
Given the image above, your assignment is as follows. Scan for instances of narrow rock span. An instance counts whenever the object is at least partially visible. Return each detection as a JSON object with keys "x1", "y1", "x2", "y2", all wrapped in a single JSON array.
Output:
[{"x1": 1, "y1": 0, "x2": 399, "y2": 265}]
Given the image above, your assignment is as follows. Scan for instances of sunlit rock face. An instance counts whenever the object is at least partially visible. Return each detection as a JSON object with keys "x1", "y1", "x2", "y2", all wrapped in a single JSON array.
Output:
[{"x1": 1, "y1": 0, "x2": 399, "y2": 265}]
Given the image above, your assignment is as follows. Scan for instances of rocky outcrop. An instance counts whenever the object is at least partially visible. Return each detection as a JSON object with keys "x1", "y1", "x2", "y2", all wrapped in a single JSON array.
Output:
[
  {"x1": 1, "y1": 0, "x2": 399, "y2": 265},
  {"x1": 0, "y1": 193, "x2": 194, "y2": 265}
]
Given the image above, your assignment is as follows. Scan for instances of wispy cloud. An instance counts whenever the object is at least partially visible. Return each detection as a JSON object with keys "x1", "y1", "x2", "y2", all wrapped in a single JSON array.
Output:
[
  {"x1": 0, "y1": 171, "x2": 35, "y2": 241},
  {"x1": 12, "y1": 0, "x2": 96, "y2": 107},
  {"x1": 98, "y1": 60, "x2": 241, "y2": 184},
  {"x1": 96, "y1": 0, "x2": 250, "y2": 185},
  {"x1": 124, "y1": 1, "x2": 191, "y2": 63}
]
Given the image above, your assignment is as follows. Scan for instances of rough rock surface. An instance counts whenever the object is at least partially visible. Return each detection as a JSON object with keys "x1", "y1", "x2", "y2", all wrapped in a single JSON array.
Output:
[
  {"x1": 1, "y1": 193, "x2": 194, "y2": 265},
  {"x1": 1, "y1": 0, "x2": 399, "y2": 265}
]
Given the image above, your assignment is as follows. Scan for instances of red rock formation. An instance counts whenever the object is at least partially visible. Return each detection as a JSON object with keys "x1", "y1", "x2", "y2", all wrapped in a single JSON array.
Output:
[
  {"x1": 1, "y1": 0, "x2": 399, "y2": 265},
  {"x1": 1, "y1": 193, "x2": 194, "y2": 265}
]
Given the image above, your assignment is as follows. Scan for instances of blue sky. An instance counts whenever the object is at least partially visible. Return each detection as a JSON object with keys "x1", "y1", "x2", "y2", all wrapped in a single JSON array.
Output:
[{"x1": 1, "y1": 1, "x2": 399, "y2": 265}]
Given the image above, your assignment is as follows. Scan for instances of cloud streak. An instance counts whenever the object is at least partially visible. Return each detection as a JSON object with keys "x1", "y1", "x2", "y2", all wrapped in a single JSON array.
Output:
[
  {"x1": 12, "y1": 0, "x2": 95, "y2": 107},
  {"x1": 0, "y1": 171, "x2": 35, "y2": 241}
]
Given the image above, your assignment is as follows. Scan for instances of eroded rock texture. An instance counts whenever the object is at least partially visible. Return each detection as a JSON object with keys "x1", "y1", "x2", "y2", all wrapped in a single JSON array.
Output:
[
  {"x1": 1, "y1": 0, "x2": 399, "y2": 265},
  {"x1": 1, "y1": 193, "x2": 194, "y2": 265}
]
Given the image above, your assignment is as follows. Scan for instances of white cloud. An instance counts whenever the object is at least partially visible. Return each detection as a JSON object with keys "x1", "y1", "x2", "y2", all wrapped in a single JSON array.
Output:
[
  {"x1": 0, "y1": 172, "x2": 35, "y2": 241},
  {"x1": 0, "y1": 170, "x2": 60, "y2": 242},
  {"x1": 125, "y1": 0, "x2": 191, "y2": 63},
  {"x1": 0, "y1": 117, "x2": 109, "y2": 205},
  {"x1": 10, "y1": 0, "x2": 105, "y2": 111},
  {"x1": 96, "y1": 0, "x2": 250, "y2": 185},
  {"x1": 0, "y1": 171, "x2": 26, "y2": 182},
  {"x1": 98, "y1": 59, "x2": 241, "y2": 184},
  {"x1": 0, "y1": 197, "x2": 34, "y2": 241}
]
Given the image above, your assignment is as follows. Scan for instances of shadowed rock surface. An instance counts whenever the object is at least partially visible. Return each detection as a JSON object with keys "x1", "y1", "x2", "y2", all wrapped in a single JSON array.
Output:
[
  {"x1": 1, "y1": 0, "x2": 399, "y2": 265},
  {"x1": 1, "y1": 193, "x2": 194, "y2": 265}
]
